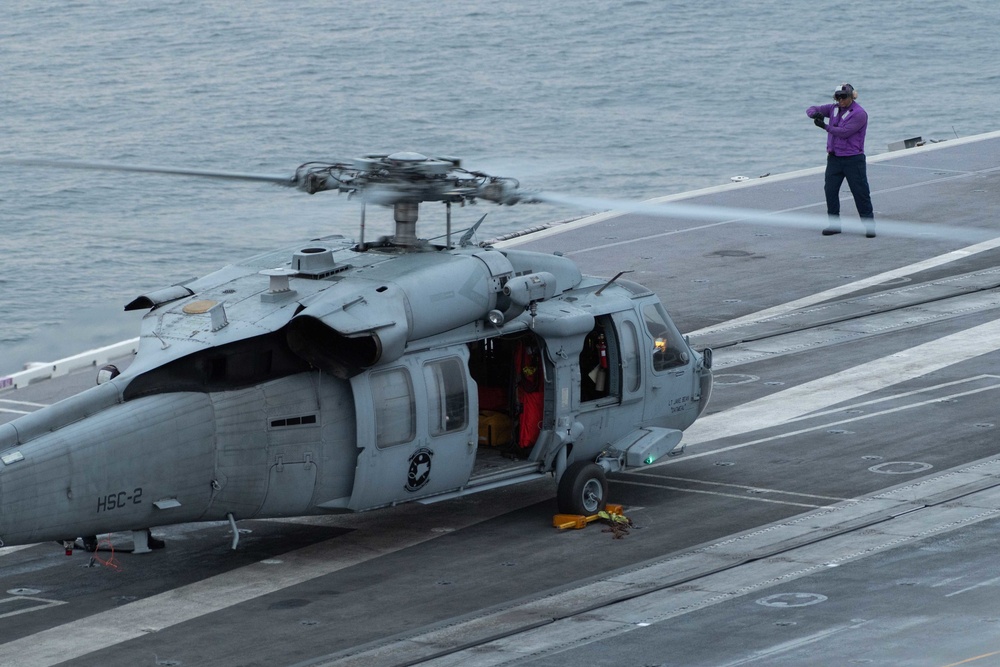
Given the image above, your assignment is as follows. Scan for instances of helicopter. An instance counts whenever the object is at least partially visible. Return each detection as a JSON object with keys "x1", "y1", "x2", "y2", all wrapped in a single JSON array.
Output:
[{"x1": 0, "y1": 151, "x2": 713, "y2": 553}]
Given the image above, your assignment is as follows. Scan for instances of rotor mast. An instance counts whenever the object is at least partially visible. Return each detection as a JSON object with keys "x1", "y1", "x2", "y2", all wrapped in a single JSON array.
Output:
[{"x1": 393, "y1": 201, "x2": 420, "y2": 246}]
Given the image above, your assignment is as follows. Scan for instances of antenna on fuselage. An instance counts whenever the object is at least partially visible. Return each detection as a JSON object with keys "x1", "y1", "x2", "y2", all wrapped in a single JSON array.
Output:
[{"x1": 595, "y1": 270, "x2": 634, "y2": 296}]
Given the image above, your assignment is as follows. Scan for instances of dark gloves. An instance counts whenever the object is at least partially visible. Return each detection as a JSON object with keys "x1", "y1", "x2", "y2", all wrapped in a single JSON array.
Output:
[{"x1": 810, "y1": 113, "x2": 826, "y2": 129}]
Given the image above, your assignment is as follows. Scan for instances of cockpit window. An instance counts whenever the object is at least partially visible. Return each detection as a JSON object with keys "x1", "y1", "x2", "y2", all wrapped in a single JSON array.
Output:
[{"x1": 642, "y1": 304, "x2": 688, "y2": 371}]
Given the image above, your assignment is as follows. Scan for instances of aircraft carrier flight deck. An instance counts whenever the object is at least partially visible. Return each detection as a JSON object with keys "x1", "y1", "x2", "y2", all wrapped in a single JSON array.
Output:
[{"x1": 4, "y1": 131, "x2": 1000, "y2": 667}]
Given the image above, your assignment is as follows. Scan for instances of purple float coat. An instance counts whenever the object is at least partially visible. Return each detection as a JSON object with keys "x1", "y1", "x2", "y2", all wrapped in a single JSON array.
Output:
[{"x1": 807, "y1": 101, "x2": 868, "y2": 156}]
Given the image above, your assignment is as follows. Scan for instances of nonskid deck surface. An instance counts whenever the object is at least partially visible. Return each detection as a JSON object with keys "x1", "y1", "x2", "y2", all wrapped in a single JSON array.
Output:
[{"x1": 4, "y1": 132, "x2": 1000, "y2": 666}]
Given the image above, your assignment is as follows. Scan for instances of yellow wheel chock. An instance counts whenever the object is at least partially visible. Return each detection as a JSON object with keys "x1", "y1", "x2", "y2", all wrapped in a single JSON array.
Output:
[{"x1": 553, "y1": 503, "x2": 624, "y2": 530}]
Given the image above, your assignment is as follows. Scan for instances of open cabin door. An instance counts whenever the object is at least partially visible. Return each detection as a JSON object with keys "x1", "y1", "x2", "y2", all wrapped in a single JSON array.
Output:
[{"x1": 348, "y1": 346, "x2": 478, "y2": 510}]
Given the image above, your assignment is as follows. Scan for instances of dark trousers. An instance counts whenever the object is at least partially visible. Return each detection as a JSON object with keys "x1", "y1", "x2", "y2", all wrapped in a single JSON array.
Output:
[{"x1": 825, "y1": 153, "x2": 874, "y2": 219}]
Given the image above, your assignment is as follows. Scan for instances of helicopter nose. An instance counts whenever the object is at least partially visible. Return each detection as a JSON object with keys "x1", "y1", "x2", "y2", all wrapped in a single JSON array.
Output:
[{"x1": 697, "y1": 369, "x2": 713, "y2": 418}]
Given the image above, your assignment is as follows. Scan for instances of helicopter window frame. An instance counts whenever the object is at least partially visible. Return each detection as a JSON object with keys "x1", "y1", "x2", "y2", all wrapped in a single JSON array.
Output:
[
  {"x1": 369, "y1": 367, "x2": 416, "y2": 448},
  {"x1": 621, "y1": 319, "x2": 641, "y2": 393},
  {"x1": 642, "y1": 303, "x2": 688, "y2": 373},
  {"x1": 423, "y1": 357, "x2": 468, "y2": 436},
  {"x1": 579, "y1": 316, "x2": 622, "y2": 404}
]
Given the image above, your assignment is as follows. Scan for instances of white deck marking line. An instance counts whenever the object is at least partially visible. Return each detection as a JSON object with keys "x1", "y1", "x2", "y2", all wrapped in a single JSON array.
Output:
[
  {"x1": 0, "y1": 492, "x2": 547, "y2": 666},
  {"x1": 679, "y1": 318, "x2": 1000, "y2": 447},
  {"x1": 669, "y1": 382, "x2": 1000, "y2": 464},
  {"x1": 931, "y1": 576, "x2": 967, "y2": 589},
  {"x1": 876, "y1": 163, "x2": 978, "y2": 175},
  {"x1": 624, "y1": 472, "x2": 852, "y2": 502},
  {"x1": 944, "y1": 574, "x2": 1000, "y2": 598},
  {"x1": 0, "y1": 399, "x2": 48, "y2": 408},
  {"x1": 0, "y1": 545, "x2": 35, "y2": 557},
  {"x1": 689, "y1": 235, "x2": 1000, "y2": 337},
  {"x1": 1, "y1": 398, "x2": 47, "y2": 416},
  {"x1": 0, "y1": 596, "x2": 67, "y2": 620},
  {"x1": 612, "y1": 480, "x2": 823, "y2": 509},
  {"x1": 782, "y1": 374, "x2": 1000, "y2": 425},
  {"x1": 714, "y1": 621, "x2": 873, "y2": 667}
]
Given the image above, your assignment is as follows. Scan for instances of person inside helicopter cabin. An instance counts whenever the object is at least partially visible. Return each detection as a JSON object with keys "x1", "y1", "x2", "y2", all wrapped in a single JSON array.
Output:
[
  {"x1": 514, "y1": 339, "x2": 543, "y2": 454},
  {"x1": 807, "y1": 83, "x2": 875, "y2": 238}
]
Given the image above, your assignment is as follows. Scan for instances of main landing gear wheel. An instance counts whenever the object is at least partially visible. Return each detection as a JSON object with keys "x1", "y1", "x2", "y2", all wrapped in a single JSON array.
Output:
[{"x1": 557, "y1": 461, "x2": 608, "y2": 515}]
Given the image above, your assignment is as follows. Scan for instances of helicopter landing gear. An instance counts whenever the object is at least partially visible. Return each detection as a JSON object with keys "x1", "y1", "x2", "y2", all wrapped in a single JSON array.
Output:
[{"x1": 557, "y1": 461, "x2": 608, "y2": 516}]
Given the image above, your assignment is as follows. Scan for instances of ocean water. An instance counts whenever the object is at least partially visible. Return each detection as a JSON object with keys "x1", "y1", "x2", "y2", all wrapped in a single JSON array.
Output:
[{"x1": 2, "y1": 0, "x2": 998, "y2": 373}]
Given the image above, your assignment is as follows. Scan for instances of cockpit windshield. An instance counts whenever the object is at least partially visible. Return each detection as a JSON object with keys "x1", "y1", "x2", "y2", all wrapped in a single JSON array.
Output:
[{"x1": 642, "y1": 303, "x2": 689, "y2": 371}]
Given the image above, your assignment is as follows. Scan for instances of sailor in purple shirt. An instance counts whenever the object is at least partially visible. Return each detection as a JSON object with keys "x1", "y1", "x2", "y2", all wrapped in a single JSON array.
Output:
[{"x1": 807, "y1": 83, "x2": 875, "y2": 238}]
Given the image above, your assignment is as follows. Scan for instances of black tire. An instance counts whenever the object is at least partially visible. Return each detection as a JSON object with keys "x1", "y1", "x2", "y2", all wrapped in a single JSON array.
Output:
[{"x1": 557, "y1": 461, "x2": 608, "y2": 515}]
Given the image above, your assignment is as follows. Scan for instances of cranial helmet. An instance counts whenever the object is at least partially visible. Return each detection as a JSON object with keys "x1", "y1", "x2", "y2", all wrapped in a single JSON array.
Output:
[{"x1": 833, "y1": 83, "x2": 856, "y2": 100}]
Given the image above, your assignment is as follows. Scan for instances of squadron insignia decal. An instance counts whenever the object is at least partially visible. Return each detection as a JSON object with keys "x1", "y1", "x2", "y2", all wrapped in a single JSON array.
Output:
[{"x1": 406, "y1": 447, "x2": 433, "y2": 492}]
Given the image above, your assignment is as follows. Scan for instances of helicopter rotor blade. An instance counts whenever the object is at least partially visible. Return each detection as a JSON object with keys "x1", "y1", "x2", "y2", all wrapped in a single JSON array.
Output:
[
  {"x1": 5, "y1": 158, "x2": 297, "y2": 187},
  {"x1": 531, "y1": 191, "x2": 995, "y2": 244},
  {"x1": 6, "y1": 155, "x2": 993, "y2": 245}
]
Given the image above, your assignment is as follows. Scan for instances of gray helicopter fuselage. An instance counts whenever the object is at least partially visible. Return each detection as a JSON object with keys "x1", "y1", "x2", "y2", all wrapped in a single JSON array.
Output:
[{"x1": 0, "y1": 236, "x2": 711, "y2": 547}]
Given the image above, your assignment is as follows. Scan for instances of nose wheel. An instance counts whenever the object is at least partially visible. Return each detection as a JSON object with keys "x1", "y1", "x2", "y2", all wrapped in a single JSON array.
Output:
[{"x1": 557, "y1": 461, "x2": 608, "y2": 515}]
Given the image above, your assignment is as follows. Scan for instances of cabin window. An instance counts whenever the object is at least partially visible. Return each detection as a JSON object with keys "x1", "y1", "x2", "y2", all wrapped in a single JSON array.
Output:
[
  {"x1": 642, "y1": 304, "x2": 688, "y2": 372},
  {"x1": 370, "y1": 368, "x2": 416, "y2": 447},
  {"x1": 424, "y1": 357, "x2": 468, "y2": 436}
]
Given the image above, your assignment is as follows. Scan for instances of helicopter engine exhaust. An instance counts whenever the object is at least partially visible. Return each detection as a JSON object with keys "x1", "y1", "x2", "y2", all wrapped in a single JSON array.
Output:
[
  {"x1": 285, "y1": 317, "x2": 379, "y2": 379},
  {"x1": 283, "y1": 251, "x2": 532, "y2": 378}
]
